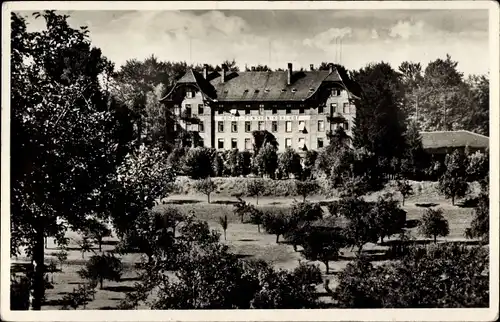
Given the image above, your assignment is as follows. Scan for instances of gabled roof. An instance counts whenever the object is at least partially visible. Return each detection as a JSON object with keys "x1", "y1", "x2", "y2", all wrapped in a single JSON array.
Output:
[
  {"x1": 420, "y1": 130, "x2": 489, "y2": 150},
  {"x1": 161, "y1": 67, "x2": 359, "y2": 103}
]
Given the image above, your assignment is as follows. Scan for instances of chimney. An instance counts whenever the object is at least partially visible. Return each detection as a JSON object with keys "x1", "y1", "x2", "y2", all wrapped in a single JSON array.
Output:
[
  {"x1": 328, "y1": 63, "x2": 334, "y2": 73},
  {"x1": 203, "y1": 64, "x2": 208, "y2": 79},
  {"x1": 287, "y1": 63, "x2": 292, "y2": 85},
  {"x1": 310, "y1": 64, "x2": 314, "y2": 71},
  {"x1": 221, "y1": 64, "x2": 228, "y2": 83}
]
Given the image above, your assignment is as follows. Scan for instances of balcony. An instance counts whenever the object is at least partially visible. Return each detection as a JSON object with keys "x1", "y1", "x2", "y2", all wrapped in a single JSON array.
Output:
[{"x1": 327, "y1": 112, "x2": 346, "y2": 123}]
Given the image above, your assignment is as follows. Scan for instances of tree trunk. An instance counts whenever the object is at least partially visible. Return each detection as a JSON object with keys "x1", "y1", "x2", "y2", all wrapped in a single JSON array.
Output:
[
  {"x1": 207, "y1": 193, "x2": 210, "y2": 204},
  {"x1": 276, "y1": 234, "x2": 280, "y2": 244},
  {"x1": 257, "y1": 224, "x2": 260, "y2": 233},
  {"x1": 98, "y1": 240, "x2": 102, "y2": 253},
  {"x1": 293, "y1": 244, "x2": 298, "y2": 252},
  {"x1": 223, "y1": 230, "x2": 226, "y2": 241},
  {"x1": 256, "y1": 195, "x2": 259, "y2": 205},
  {"x1": 44, "y1": 236, "x2": 48, "y2": 249},
  {"x1": 32, "y1": 227, "x2": 45, "y2": 310},
  {"x1": 452, "y1": 195, "x2": 455, "y2": 206},
  {"x1": 303, "y1": 195, "x2": 306, "y2": 203},
  {"x1": 100, "y1": 278, "x2": 103, "y2": 289},
  {"x1": 324, "y1": 261, "x2": 329, "y2": 274},
  {"x1": 434, "y1": 235, "x2": 437, "y2": 244},
  {"x1": 402, "y1": 196, "x2": 405, "y2": 206}
]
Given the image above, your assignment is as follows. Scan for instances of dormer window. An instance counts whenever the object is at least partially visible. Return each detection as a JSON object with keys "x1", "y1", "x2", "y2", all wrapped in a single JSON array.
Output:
[
  {"x1": 254, "y1": 89, "x2": 260, "y2": 93},
  {"x1": 281, "y1": 89, "x2": 286, "y2": 92},
  {"x1": 186, "y1": 91, "x2": 193, "y2": 99},
  {"x1": 291, "y1": 88, "x2": 297, "y2": 93},
  {"x1": 265, "y1": 89, "x2": 270, "y2": 93},
  {"x1": 244, "y1": 89, "x2": 249, "y2": 93},
  {"x1": 309, "y1": 88, "x2": 315, "y2": 92},
  {"x1": 223, "y1": 90, "x2": 228, "y2": 94}
]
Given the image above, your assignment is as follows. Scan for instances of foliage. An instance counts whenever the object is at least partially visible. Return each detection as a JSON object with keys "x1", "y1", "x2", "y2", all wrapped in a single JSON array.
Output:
[
  {"x1": 167, "y1": 147, "x2": 188, "y2": 173},
  {"x1": 401, "y1": 121, "x2": 429, "y2": 179},
  {"x1": 395, "y1": 179, "x2": 414, "y2": 206},
  {"x1": 295, "y1": 179, "x2": 320, "y2": 202},
  {"x1": 333, "y1": 244, "x2": 489, "y2": 308},
  {"x1": 182, "y1": 147, "x2": 214, "y2": 179},
  {"x1": 253, "y1": 143, "x2": 278, "y2": 179},
  {"x1": 78, "y1": 254, "x2": 123, "y2": 289},
  {"x1": 246, "y1": 179, "x2": 265, "y2": 205},
  {"x1": 262, "y1": 210, "x2": 291, "y2": 243},
  {"x1": 301, "y1": 227, "x2": 346, "y2": 274},
  {"x1": 194, "y1": 177, "x2": 217, "y2": 203},
  {"x1": 438, "y1": 150, "x2": 469, "y2": 205},
  {"x1": 251, "y1": 130, "x2": 278, "y2": 155},
  {"x1": 302, "y1": 150, "x2": 318, "y2": 180},
  {"x1": 82, "y1": 219, "x2": 111, "y2": 252},
  {"x1": 465, "y1": 191, "x2": 489, "y2": 243},
  {"x1": 371, "y1": 195, "x2": 407, "y2": 243},
  {"x1": 466, "y1": 150, "x2": 489, "y2": 182},
  {"x1": 55, "y1": 249, "x2": 68, "y2": 270},
  {"x1": 290, "y1": 201, "x2": 324, "y2": 223},
  {"x1": 419, "y1": 208, "x2": 449, "y2": 243},
  {"x1": 11, "y1": 274, "x2": 31, "y2": 310},
  {"x1": 10, "y1": 11, "x2": 135, "y2": 309},
  {"x1": 77, "y1": 235, "x2": 94, "y2": 259},
  {"x1": 277, "y1": 148, "x2": 302, "y2": 179},
  {"x1": 61, "y1": 284, "x2": 96, "y2": 310}
]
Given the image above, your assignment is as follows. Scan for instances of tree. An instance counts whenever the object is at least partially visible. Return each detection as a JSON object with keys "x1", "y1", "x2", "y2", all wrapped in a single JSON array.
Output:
[
  {"x1": 302, "y1": 150, "x2": 318, "y2": 180},
  {"x1": 295, "y1": 180, "x2": 320, "y2": 202},
  {"x1": 253, "y1": 143, "x2": 278, "y2": 179},
  {"x1": 251, "y1": 130, "x2": 278, "y2": 155},
  {"x1": 419, "y1": 208, "x2": 449, "y2": 243},
  {"x1": 78, "y1": 254, "x2": 123, "y2": 289},
  {"x1": 438, "y1": 150, "x2": 469, "y2": 205},
  {"x1": 194, "y1": 177, "x2": 217, "y2": 204},
  {"x1": 465, "y1": 191, "x2": 489, "y2": 243},
  {"x1": 395, "y1": 179, "x2": 414, "y2": 206},
  {"x1": 401, "y1": 120, "x2": 429, "y2": 179},
  {"x1": 246, "y1": 179, "x2": 265, "y2": 205},
  {"x1": 84, "y1": 219, "x2": 112, "y2": 252},
  {"x1": 77, "y1": 235, "x2": 94, "y2": 259},
  {"x1": 301, "y1": 228, "x2": 346, "y2": 274},
  {"x1": 262, "y1": 211, "x2": 290, "y2": 243},
  {"x1": 371, "y1": 195, "x2": 407, "y2": 243},
  {"x1": 466, "y1": 150, "x2": 488, "y2": 182},
  {"x1": 277, "y1": 148, "x2": 302, "y2": 179},
  {"x1": 351, "y1": 62, "x2": 408, "y2": 162},
  {"x1": 290, "y1": 201, "x2": 324, "y2": 223},
  {"x1": 61, "y1": 284, "x2": 96, "y2": 310},
  {"x1": 249, "y1": 208, "x2": 264, "y2": 233},
  {"x1": 55, "y1": 249, "x2": 68, "y2": 271},
  {"x1": 10, "y1": 11, "x2": 135, "y2": 309},
  {"x1": 333, "y1": 244, "x2": 489, "y2": 308},
  {"x1": 219, "y1": 215, "x2": 229, "y2": 240},
  {"x1": 182, "y1": 147, "x2": 214, "y2": 179}
]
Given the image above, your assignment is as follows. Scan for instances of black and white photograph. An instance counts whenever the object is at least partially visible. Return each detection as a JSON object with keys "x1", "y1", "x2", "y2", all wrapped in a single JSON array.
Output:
[{"x1": 2, "y1": 1, "x2": 499, "y2": 321}]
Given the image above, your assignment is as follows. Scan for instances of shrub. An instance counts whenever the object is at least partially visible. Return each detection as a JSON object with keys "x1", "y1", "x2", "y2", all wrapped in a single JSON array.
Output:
[
  {"x1": 253, "y1": 143, "x2": 278, "y2": 179},
  {"x1": 302, "y1": 150, "x2": 318, "y2": 180},
  {"x1": 277, "y1": 147, "x2": 302, "y2": 179},
  {"x1": 182, "y1": 147, "x2": 214, "y2": 179},
  {"x1": 466, "y1": 150, "x2": 488, "y2": 182},
  {"x1": 295, "y1": 179, "x2": 320, "y2": 202},
  {"x1": 419, "y1": 208, "x2": 449, "y2": 243},
  {"x1": 78, "y1": 254, "x2": 123, "y2": 289},
  {"x1": 167, "y1": 147, "x2": 189, "y2": 173},
  {"x1": 465, "y1": 191, "x2": 489, "y2": 243}
]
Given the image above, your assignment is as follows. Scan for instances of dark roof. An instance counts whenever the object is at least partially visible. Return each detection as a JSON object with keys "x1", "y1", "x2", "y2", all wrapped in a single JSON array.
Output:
[
  {"x1": 161, "y1": 68, "x2": 359, "y2": 102},
  {"x1": 420, "y1": 130, "x2": 489, "y2": 150}
]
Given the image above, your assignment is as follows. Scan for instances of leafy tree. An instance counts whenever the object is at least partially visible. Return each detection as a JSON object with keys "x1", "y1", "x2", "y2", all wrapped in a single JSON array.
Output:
[
  {"x1": 419, "y1": 208, "x2": 449, "y2": 243},
  {"x1": 295, "y1": 179, "x2": 320, "y2": 202},
  {"x1": 11, "y1": 274, "x2": 31, "y2": 310},
  {"x1": 78, "y1": 254, "x2": 123, "y2": 289},
  {"x1": 194, "y1": 177, "x2": 217, "y2": 204},
  {"x1": 182, "y1": 147, "x2": 214, "y2": 179},
  {"x1": 438, "y1": 150, "x2": 469, "y2": 205},
  {"x1": 153, "y1": 205, "x2": 186, "y2": 237},
  {"x1": 371, "y1": 195, "x2": 407, "y2": 243},
  {"x1": 351, "y1": 62, "x2": 408, "y2": 162},
  {"x1": 211, "y1": 151, "x2": 225, "y2": 177},
  {"x1": 337, "y1": 197, "x2": 378, "y2": 253},
  {"x1": 401, "y1": 121, "x2": 429, "y2": 179},
  {"x1": 61, "y1": 284, "x2": 96, "y2": 310},
  {"x1": 262, "y1": 210, "x2": 291, "y2": 243},
  {"x1": 333, "y1": 244, "x2": 489, "y2": 308},
  {"x1": 301, "y1": 227, "x2": 346, "y2": 274},
  {"x1": 219, "y1": 215, "x2": 229, "y2": 240},
  {"x1": 463, "y1": 75, "x2": 489, "y2": 136},
  {"x1": 246, "y1": 178, "x2": 265, "y2": 205},
  {"x1": 249, "y1": 207, "x2": 264, "y2": 233},
  {"x1": 277, "y1": 147, "x2": 302, "y2": 179},
  {"x1": 77, "y1": 235, "x2": 94, "y2": 259},
  {"x1": 290, "y1": 201, "x2": 324, "y2": 223},
  {"x1": 465, "y1": 191, "x2": 489, "y2": 243},
  {"x1": 167, "y1": 146, "x2": 188, "y2": 173},
  {"x1": 395, "y1": 179, "x2": 414, "y2": 206},
  {"x1": 253, "y1": 143, "x2": 278, "y2": 179},
  {"x1": 10, "y1": 11, "x2": 135, "y2": 309},
  {"x1": 252, "y1": 130, "x2": 278, "y2": 155},
  {"x1": 83, "y1": 219, "x2": 111, "y2": 252}
]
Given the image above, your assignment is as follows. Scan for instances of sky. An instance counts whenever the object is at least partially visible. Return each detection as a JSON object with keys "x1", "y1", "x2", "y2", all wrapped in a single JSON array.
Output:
[{"x1": 18, "y1": 9, "x2": 490, "y2": 76}]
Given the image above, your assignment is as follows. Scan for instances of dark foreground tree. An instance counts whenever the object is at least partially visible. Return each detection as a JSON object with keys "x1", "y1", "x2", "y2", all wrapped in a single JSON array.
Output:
[
  {"x1": 10, "y1": 11, "x2": 134, "y2": 310},
  {"x1": 333, "y1": 244, "x2": 489, "y2": 308}
]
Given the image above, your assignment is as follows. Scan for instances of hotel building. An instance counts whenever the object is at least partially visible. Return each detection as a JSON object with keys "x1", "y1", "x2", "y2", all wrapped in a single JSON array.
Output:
[{"x1": 160, "y1": 63, "x2": 360, "y2": 153}]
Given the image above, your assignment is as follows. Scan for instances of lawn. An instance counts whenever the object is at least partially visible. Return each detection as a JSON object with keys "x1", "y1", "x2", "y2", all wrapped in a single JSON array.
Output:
[{"x1": 11, "y1": 190, "x2": 479, "y2": 310}]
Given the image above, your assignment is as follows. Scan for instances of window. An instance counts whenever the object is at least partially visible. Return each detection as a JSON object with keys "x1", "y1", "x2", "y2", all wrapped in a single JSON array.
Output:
[
  {"x1": 218, "y1": 109, "x2": 223, "y2": 115},
  {"x1": 218, "y1": 139, "x2": 224, "y2": 149},
  {"x1": 257, "y1": 121, "x2": 264, "y2": 131},
  {"x1": 174, "y1": 106, "x2": 180, "y2": 115},
  {"x1": 286, "y1": 105, "x2": 291, "y2": 114},
  {"x1": 298, "y1": 121, "x2": 306, "y2": 132},
  {"x1": 286, "y1": 121, "x2": 292, "y2": 132},
  {"x1": 272, "y1": 121, "x2": 278, "y2": 132},
  {"x1": 317, "y1": 138, "x2": 324, "y2": 148},
  {"x1": 333, "y1": 89, "x2": 341, "y2": 96},
  {"x1": 245, "y1": 138, "x2": 252, "y2": 150},
  {"x1": 231, "y1": 121, "x2": 238, "y2": 133},
  {"x1": 245, "y1": 108, "x2": 250, "y2": 115},
  {"x1": 318, "y1": 120, "x2": 325, "y2": 132},
  {"x1": 318, "y1": 105, "x2": 324, "y2": 114},
  {"x1": 198, "y1": 104, "x2": 204, "y2": 114},
  {"x1": 231, "y1": 138, "x2": 238, "y2": 149},
  {"x1": 285, "y1": 138, "x2": 292, "y2": 148},
  {"x1": 198, "y1": 139, "x2": 204, "y2": 147},
  {"x1": 245, "y1": 121, "x2": 251, "y2": 133},
  {"x1": 299, "y1": 106, "x2": 304, "y2": 114},
  {"x1": 298, "y1": 138, "x2": 305, "y2": 150},
  {"x1": 330, "y1": 103, "x2": 337, "y2": 112},
  {"x1": 185, "y1": 104, "x2": 192, "y2": 116},
  {"x1": 272, "y1": 107, "x2": 277, "y2": 114},
  {"x1": 199, "y1": 121, "x2": 204, "y2": 132},
  {"x1": 218, "y1": 121, "x2": 224, "y2": 132},
  {"x1": 186, "y1": 91, "x2": 193, "y2": 98},
  {"x1": 344, "y1": 121, "x2": 349, "y2": 130},
  {"x1": 343, "y1": 102, "x2": 350, "y2": 113},
  {"x1": 259, "y1": 104, "x2": 264, "y2": 115}
]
